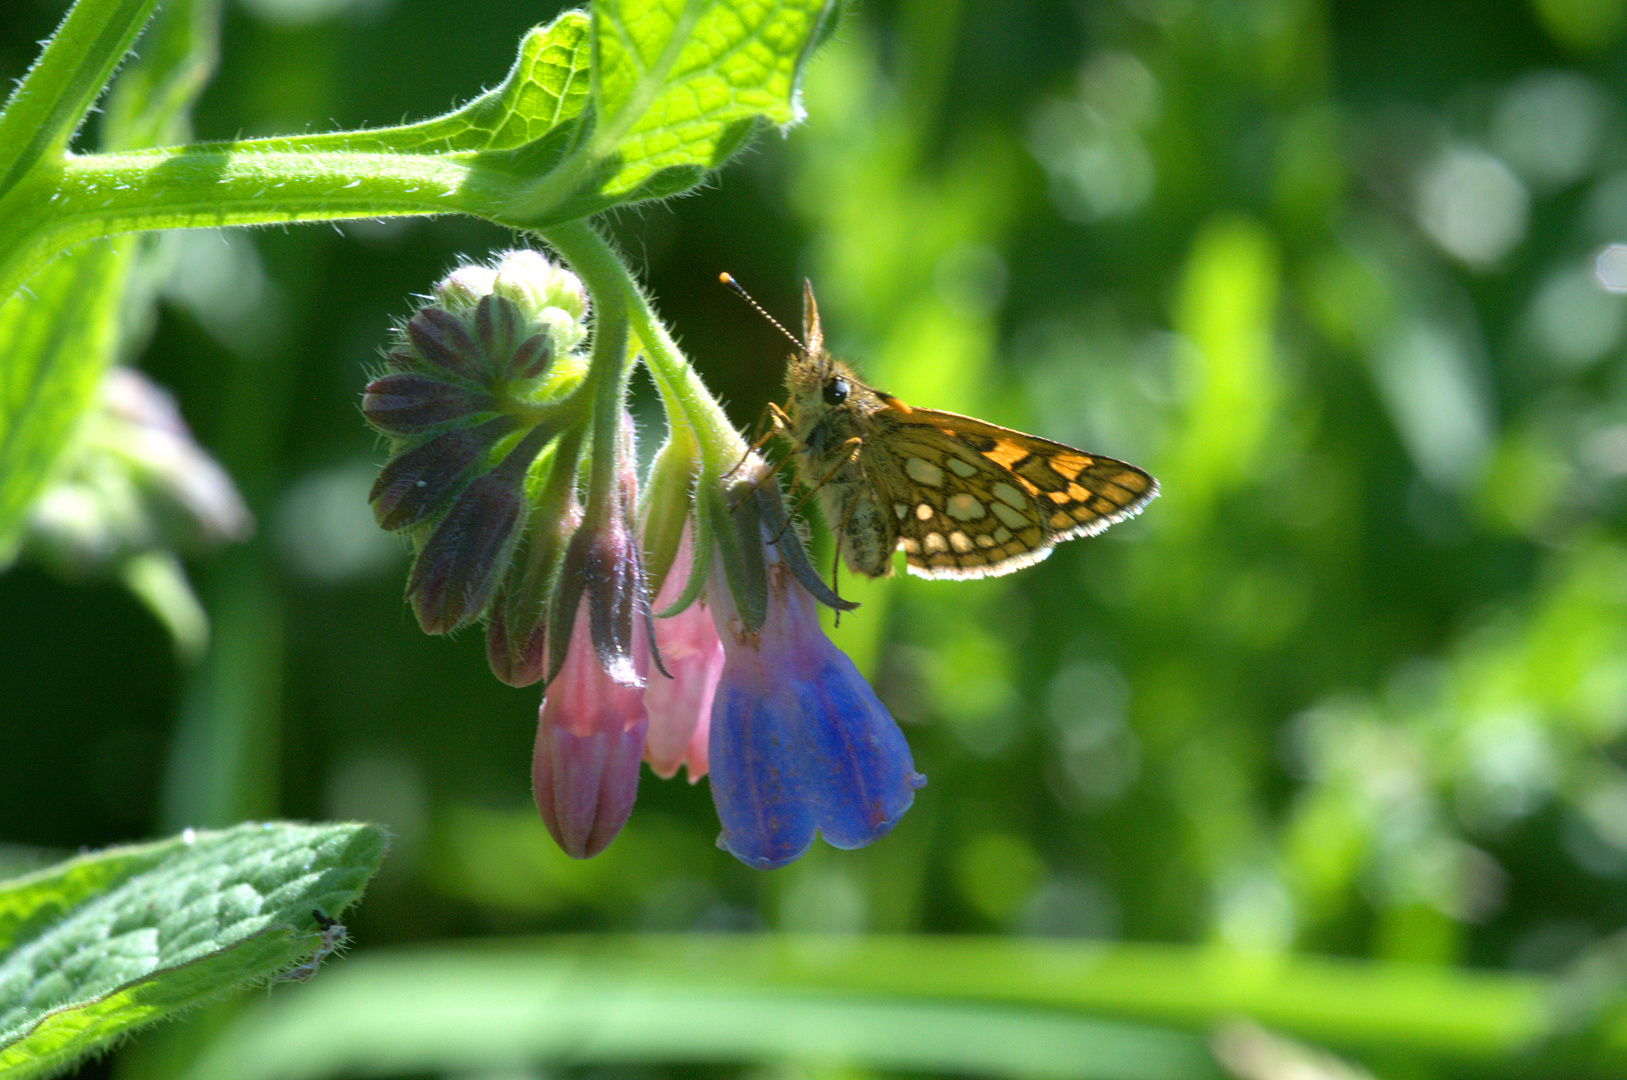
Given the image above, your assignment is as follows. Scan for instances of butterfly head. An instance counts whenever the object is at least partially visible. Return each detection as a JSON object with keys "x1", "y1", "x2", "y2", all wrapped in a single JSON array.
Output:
[{"x1": 785, "y1": 281, "x2": 896, "y2": 423}]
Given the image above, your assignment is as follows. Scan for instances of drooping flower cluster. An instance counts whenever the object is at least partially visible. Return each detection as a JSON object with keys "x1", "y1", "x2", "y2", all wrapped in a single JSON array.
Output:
[
  {"x1": 362, "y1": 249, "x2": 923, "y2": 868},
  {"x1": 19, "y1": 366, "x2": 253, "y2": 659}
]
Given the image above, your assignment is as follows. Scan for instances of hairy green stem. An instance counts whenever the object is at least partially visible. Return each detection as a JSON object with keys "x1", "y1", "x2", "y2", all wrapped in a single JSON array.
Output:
[
  {"x1": 0, "y1": 0, "x2": 160, "y2": 189},
  {"x1": 539, "y1": 218, "x2": 746, "y2": 477},
  {"x1": 0, "y1": 147, "x2": 508, "y2": 300}
]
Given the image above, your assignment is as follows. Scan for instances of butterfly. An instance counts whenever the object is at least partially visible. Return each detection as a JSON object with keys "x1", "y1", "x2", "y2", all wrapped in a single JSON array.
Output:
[{"x1": 726, "y1": 275, "x2": 1158, "y2": 580}]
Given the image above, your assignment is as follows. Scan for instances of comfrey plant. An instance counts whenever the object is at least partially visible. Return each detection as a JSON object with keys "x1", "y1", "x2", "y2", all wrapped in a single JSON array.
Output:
[
  {"x1": 0, "y1": 0, "x2": 971, "y2": 879},
  {"x1": 0, "y1": 0, "x2": 935, "y2": 1065},
  {"x1": 363, "y1": 250, "x2": 924, "y2": 868}
]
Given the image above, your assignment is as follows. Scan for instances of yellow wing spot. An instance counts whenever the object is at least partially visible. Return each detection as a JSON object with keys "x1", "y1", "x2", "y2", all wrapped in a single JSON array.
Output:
[
  {"x1": 1104, "y1": 479, "x2": 1146, "y2": 504},
  {"x1": 992, "y1": 502, "x2": 1028, "y2": 530},
  {"x1": 986, "y1": 438, "x2": 1030, "y2": 469},
  {"x1": 915, "y1": 502, "x2": 935, "y2": 521},
  {"x1": 975, "y1": 534, "x2": 996, "y2": 548},
  {"x1": 946, "y1": 493, "x2": 985, "y2": 521},
  {"x1": 1049, "y1": 510, "x2": 1072, "y2": 529},
  {"x1": 923, "y1": 532, "x2": 949, "y2": 554},
  {"x1": 992, "y1": 482, "x2": 1028, "y2": 510},
  {"x1": 948, "y1": 531, "x2": 974, "y2": 553},
  {"x1": 1068, "y1": 482, "x2": 1092, "y2": 502},
  {"x1": 905, "y1": 456, "x2": 946, "y2": 487},
  {"x1": 1048, "y1": 451, "x2": 1094, "y2": 480},
  {"x1": 900, "y1": 537, "x2": 921, "y2": 554}
]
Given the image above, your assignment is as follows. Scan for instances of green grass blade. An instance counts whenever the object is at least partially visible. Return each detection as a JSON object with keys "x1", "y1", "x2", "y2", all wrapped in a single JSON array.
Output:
[{"x1": 178, "y1": 944, "x2": 1219, "y2": 1080}]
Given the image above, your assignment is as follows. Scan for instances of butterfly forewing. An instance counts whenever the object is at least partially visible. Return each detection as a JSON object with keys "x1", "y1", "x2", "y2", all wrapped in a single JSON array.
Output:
[{"x1": 875, "y1": 408, "x2": 1158, "y2": 579}]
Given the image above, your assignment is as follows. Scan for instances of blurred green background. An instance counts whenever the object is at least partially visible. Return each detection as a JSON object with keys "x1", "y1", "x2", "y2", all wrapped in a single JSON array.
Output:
[{"x1": 7, "y1": 0, "x2": 1627, "y2": 1075}]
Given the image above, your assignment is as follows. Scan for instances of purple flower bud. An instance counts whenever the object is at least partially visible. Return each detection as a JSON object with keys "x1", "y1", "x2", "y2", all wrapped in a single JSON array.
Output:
[
  {"x1": 486, "y1": 590, "x2": 547, "y2": 689},
  {"x1": 438, "y1": 250, "x2": 588, "y2": 368},
  {"x1": 23, "y1": 367, "x2": 252, "y2": 575},
  {"x1": 504, "y1": 334, "x2": 554, "y2": 382},
  {"x1": 405, "y1": 425, "x2": 549, "y2": 634},
  {"x1": 544, "y1": 417, "x2": 645, "y2": 690},
  {"x1": 407, "y1": 305, "x2": 490, "y2": 381},
  {"x1": 527, "y1": 412, "x2": 657, "y2": 859},
  {"x1": 486, "y1": 479, "x2": 582, "y2": 688},
  {"x1": 100, "y1": 367, "x2": 252, "y2": 551},
  {"x1": 368, "y1": 416, "x2": 518, "y2": 532},
  {"x1": 361, "y1": 372, "x2": 498, "y2": 436},
  {"x1": 474, "y1": 293, "x2": 523, "y2": 370}
]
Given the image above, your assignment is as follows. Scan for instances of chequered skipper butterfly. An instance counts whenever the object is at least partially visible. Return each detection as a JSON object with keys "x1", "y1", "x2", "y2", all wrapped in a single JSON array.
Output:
[{"x1": 726, "y1": 275, "x2": 1158, "y2": 580}]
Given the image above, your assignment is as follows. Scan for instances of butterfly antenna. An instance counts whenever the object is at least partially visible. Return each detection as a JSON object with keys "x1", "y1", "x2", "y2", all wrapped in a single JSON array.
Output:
[{"x1": 720, "y1": 273, "x2": 806, "y2": 353}]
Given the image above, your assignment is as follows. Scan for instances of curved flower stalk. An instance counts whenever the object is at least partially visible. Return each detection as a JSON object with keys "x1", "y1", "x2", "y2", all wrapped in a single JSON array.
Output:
[{"x1": 363, "y1": 245, "x2": 924, "y2": 867}]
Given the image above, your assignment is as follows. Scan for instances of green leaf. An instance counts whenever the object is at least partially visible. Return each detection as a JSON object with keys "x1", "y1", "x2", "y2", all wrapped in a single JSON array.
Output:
[
  {"x1": 98, "y1": 0, "x2": 222, "y2": 152},
  {"x1": 0, "y1": 0, "x2": 161, "y2": 191},
  {"x1": 293, "y1": 11, "x2": 594, "y2": 156},
  {"x1": 504, "y1": 0, "x2": 837, "y2": 224},
  {"x1": 0, "y1": 0, "x2": 833, "y2": 549},
  {"x1": 0, "y1": 821, "x2": 387, "y2": 1080},
  {"x1": 173, "y1": 932, "x2": 1574, "y2": 1080},
  {"x1": 0, "y1": 240, "x2": 135, "y2": 561},
  {"x1": 0, "y1": 0, "x2": 836, "y2": 304}
]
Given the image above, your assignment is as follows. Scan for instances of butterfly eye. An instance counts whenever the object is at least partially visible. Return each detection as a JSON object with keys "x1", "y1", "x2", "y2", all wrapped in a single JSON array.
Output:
[{"x1": 823, "y1": 377, "x2": 849, "y2": 406}]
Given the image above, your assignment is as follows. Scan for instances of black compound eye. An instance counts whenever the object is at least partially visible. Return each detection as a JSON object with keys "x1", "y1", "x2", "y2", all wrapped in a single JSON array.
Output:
[{"x1": 823, "y1": 377, "x2": 849, "y2": 406}]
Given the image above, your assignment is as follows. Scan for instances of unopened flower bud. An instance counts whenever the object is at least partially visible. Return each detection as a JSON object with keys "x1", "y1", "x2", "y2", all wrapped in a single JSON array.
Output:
[
  {"x1": 366, "y1": 251, "x2": 595, "y2": 636},
  {"x1": 533, "y1": 599, "x2": 649, "y2": 859},
  {"x1": 486, "y1": 447, "x2": 583, "y2": 687},
  {"x1": 405, "y1": 425, "x2": 550, "y2": 634}
]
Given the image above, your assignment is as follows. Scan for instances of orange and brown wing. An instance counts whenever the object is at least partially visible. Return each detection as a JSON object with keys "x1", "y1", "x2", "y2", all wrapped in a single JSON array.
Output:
[{"x1": 873, "y1": 406, "x2": 1158, "y2": 580}]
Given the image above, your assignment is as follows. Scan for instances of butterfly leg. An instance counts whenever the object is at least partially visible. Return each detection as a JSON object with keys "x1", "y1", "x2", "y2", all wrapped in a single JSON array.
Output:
[
  {"x1": 799, "y1": 439, "x2": 865, "y2": 612},
  {"x1": 725, "y1": 406, "x2": 797, "y2": 517},
  {"x1": 723, "y1": 402, "x2": 790, "y2": 481},
  {"x1": 823, "y1": 485, "x2": 878, "y2": 620},
  {"x1": 776, "y1": 434, "x2": 862, "y2": 536}
]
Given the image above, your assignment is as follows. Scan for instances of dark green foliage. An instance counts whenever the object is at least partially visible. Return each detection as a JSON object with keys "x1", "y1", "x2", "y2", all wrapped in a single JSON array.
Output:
[{"x1": 5, "y1": 0, "x2": 1627, "y2": 1076}]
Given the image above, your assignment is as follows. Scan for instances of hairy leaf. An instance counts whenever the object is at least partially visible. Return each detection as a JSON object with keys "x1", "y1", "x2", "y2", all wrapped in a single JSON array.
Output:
[{"x1": 0, "y1": 822, "x2": 387, "y2": 1080}]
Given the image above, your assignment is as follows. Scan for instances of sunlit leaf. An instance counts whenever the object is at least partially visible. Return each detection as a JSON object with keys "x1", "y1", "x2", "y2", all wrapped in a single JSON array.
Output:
[{"x1": 0, "y1": 822, "x2": 387, "y2": 1080}]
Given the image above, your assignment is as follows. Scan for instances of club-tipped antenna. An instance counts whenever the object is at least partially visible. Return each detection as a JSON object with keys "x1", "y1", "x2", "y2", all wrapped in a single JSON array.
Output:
[{"x1": 720, "y1": 273, "x2": 806, "y2": 353}]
